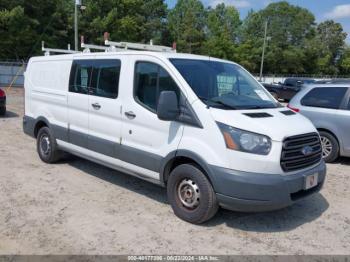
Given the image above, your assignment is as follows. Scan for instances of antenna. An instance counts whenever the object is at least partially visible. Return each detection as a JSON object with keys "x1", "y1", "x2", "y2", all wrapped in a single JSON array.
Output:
[{"x1": 42, "y1": 41, "x2": 79, "y2": 56}]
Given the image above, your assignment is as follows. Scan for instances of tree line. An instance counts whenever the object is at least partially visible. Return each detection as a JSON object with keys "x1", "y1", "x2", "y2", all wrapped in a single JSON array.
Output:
[{"x1": 1, "y1": 0, "x2": 349, "y2": 75}]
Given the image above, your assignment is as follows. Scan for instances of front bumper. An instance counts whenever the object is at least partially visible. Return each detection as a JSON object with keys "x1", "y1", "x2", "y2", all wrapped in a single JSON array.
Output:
[{"x1": 210, "y1": 161, "x2": 326, "y2": 212}]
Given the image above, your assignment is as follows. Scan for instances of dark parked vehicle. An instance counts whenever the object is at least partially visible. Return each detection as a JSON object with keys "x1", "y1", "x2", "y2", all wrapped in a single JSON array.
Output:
[
  {"x1": 0, "y1": 88, "x2": 6, "y2": 116},
  {"x1": 262, "y1": 78, "x2": 316, "y2": 101}
]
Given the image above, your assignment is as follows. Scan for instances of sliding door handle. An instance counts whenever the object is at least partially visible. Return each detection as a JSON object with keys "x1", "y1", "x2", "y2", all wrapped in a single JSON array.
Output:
[{"x1": 125, "y1": 111, "x2": 136, "y2": 119}]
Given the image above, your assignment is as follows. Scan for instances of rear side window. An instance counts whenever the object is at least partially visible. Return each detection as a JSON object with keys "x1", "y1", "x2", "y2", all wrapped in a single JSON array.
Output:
[
  {"x1": 69, "y1": 60, "x2": 93, "y2": 94},
  {"x1": 134, "y1": 62, "x2": 180, "y2": 112},
  {"x1": 301, "y1": 87, "x2": 347, "y2": 109},
  {"x1": 90, "y1": 60, "x2": 121, "y2": 99}
]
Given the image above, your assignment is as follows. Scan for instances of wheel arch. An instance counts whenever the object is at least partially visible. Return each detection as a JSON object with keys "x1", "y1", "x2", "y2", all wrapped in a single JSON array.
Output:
[
  {"x1": 160, "y1": 150, "x2": 216, "y2": 187},
  {"x1": 317, "y1": 128, "x2": 342, "y2": 159},
  {"x1": 33, "y1": 117, "x2": 50, "y2": 138},
  {"x1": 317, "y1": 128, "x2": 340, "y2": 146}
]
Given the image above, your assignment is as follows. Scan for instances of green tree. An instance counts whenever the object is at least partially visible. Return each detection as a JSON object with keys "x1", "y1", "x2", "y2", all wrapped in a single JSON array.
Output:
[
  {"x1": 203, "y1": 3, "x2": 240, "y2": 60},
  {"x1": 168, "y1": 0, "x2": 206, "y2": 53},
  {"x1": 315, "y1": 20, "x2": 347, "y2": 74},
  {"x1": 79, "y1": 0, "x2": 167, "y2": 45},
  {"x1": 0, "y1": 6, "x2": 38, "y2": 60},
  {"x1": 0, "y1": 0, "x2": 73, "y2": 59},
  {"x1": 241, "y1": 2, "x2": 316, "y2": 74},
  {"x1": 339, "y1": 46, "x2": 350, "y2": 75}
]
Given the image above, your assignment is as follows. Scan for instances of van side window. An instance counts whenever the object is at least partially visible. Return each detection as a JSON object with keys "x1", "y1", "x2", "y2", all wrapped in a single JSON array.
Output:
[
  {"x1": 69, "y1": 60, "x2": 93, "y2": 94},
  {"x1": 90, "y1": 60, "x2": 121, "y2": 99},
  {"x1": 301, "y1": 87, "x2": 347, "y2": 109},
  {"x1": 134, "y1": 62, "x2": 180, "y2": 112}
]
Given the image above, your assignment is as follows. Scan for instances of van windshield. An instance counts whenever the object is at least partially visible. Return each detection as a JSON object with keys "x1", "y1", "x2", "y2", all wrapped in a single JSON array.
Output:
[{"x1": 170, "y1": 59, "x2": 279, "y2": 110}]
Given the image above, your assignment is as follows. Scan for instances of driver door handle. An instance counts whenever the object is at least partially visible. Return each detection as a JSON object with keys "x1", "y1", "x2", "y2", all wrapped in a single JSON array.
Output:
[
  {"x1": 92, "y1": 103, "x2": 101, "y2": 110},
  {"x1": 125, "y1": 111, "x2": 136, "y2": 119}
]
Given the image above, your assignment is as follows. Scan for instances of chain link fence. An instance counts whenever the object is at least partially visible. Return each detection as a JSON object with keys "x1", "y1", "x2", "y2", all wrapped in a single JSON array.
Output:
[
  {"x1": 1, "y1": 60, "x2": 349, "y2": 87},
  {"x1": 0, "y1": 60, "x2": 27, "y2": 88}
]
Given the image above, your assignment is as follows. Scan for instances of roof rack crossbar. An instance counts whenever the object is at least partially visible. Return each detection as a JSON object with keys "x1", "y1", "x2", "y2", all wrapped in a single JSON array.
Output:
[
  {"x1": 81, "y1": 35, "x2": 125, "y2": 53},
  {"x1": 81, "y1": 43, "x2": 109, "y2": 53},
  {"x1": 104, "y1": 40, "x2": 176, "y2": 53},
  {"x1": 42, "y1": 41, "x2": 80, "y2": 56}
]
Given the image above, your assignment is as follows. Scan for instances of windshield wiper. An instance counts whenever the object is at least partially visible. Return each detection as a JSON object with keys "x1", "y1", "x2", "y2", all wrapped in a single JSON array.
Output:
[
  {"x1": 209, "y1": 98, "x2": 238, "y2": 110},
  {"x1": 198, "y1": 96, "x2": 237, "y2": 109}
]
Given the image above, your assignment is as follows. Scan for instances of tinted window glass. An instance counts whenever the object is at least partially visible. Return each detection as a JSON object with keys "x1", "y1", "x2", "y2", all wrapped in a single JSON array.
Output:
[
  {"x1": 347, "y1": 98, "x2": 350, "y2": 110},
  {"x1": 69, "y1": 60, "x2": 93, "y2": 94},
  {"x1": 91, "y1": 60, "x2": 121, "y2": 99},
  {"x1": 134, "y1": 62, "x2": 179, "y2": 112},
  {"x1": 301, "y1": 87, "x2": 347, "y2": 109}
]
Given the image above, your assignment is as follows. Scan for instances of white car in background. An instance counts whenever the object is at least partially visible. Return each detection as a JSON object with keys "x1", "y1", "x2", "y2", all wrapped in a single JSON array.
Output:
[{"x1": 288, "y1": 84, "x2": 350, "y2": 162}]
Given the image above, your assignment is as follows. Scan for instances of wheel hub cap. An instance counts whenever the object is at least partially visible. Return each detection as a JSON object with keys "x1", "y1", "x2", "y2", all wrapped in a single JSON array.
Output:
[
  {"x1": 177, "y1": 179, "x2": 200, "y2": 209},
  {"x1": 40, "y1": 135, "x2": 51, "y2": 156},
  {"x1": 321, "y1": 136, "x2": 332, "y2": 158}
]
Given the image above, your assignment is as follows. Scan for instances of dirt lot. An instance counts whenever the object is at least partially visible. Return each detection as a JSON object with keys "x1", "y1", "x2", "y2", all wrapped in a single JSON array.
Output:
[{"x1": 0, "y1": 88, "x2": 350, "y2": 255}]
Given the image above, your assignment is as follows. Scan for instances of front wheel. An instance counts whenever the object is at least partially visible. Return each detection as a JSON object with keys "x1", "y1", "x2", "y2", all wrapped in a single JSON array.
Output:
[
  {"x1": 167, "y1": 164, "x2": 218, "y2": 224},
  {"x1": 319, "y1": 131, "x2": 339, "y2": 163}
]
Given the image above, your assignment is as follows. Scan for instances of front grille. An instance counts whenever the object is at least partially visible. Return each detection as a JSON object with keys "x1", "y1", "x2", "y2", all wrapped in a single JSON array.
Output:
[{"x1": 281, "y1": 133, "x2": 322, "y2": 172}]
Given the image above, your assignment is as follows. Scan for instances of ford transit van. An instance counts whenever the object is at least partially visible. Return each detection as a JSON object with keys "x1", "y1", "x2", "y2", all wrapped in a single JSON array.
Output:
[{"x1": 23, "y1": 48, "x2": 326, "y2": 224}]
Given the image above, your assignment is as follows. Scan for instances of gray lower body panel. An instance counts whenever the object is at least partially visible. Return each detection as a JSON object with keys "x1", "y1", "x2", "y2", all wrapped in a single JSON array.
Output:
[
  {"x1": 210, "y1": 161, "x2": 327, "y2": 212},
  {"x1": 22, "y1": 115, "x2": 162, "y2": 173}
]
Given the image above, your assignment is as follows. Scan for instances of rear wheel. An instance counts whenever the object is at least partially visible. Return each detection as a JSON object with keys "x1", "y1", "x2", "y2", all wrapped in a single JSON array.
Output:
[
  {"x1": 36, "y1": 126, "x2": 63, "y2": 163},
  {"x1": 319, "y1": 131, "x2": 339, "y2": 163},
  {"x1": 167, "y1": 164, "x2": 218, "y2": 224}
]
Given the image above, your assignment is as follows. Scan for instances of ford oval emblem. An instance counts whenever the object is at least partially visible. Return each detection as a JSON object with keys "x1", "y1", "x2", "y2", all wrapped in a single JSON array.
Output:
[{"x1": 301, "y1": 146, "x2": 313, "y2": 156}]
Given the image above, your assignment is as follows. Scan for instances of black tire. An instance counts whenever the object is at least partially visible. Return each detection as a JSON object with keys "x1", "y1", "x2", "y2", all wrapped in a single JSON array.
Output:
[
  {"x1": 319, "y1": 131, "x2": 339, "y2": 163},
  {"x1": 0, "y1": 106, "x2": 5, "y2": 116},
  {"x1": 36, "y1": 126, "x2": 63, "y2": 163},
  {"x1": 167, "y1": 164, "x2": 218, "y2": 224}
]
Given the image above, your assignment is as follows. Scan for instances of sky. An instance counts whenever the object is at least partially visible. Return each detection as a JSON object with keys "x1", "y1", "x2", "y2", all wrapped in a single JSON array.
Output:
[{"x1": 165, "y1": 0, "x2": 350, "y2": 43}]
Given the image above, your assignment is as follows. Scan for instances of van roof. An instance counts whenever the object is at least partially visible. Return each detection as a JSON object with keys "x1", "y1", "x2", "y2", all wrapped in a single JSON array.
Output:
[{"x1": 29, "y1": 50, "x2": 237, "y2": 64}]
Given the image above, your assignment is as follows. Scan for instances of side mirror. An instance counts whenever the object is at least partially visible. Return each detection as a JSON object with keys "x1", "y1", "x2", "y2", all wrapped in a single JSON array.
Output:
[{"x1": 157, "y1": 91, "x2": 179, "y2": 121}]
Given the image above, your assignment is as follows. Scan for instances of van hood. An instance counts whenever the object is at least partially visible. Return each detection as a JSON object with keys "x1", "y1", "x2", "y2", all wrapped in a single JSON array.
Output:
[{"x1": 209, "y1": 107, "x2": 317, "y2": 142}]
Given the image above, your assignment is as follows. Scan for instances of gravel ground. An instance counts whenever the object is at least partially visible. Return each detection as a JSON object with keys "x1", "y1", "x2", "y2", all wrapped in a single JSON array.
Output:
[{"x1": 0, "y1": 88, "x2": 349, "y2": 255}]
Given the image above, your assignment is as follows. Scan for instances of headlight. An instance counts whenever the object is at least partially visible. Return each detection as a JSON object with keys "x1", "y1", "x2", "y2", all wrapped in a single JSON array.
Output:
[{"x1": 216, "y1": 122, "x2": 271, "y2": 155}]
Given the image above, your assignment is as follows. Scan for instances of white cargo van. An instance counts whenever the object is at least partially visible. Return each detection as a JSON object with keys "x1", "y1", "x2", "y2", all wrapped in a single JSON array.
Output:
[{"x1": 23, "y1": 48, "x2": 326, "y2": 223}]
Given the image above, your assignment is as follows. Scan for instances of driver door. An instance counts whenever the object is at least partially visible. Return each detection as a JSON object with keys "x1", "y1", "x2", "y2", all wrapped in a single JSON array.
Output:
[{"x1": 119, "y1": 56, "x2": 184, "y2": 178}]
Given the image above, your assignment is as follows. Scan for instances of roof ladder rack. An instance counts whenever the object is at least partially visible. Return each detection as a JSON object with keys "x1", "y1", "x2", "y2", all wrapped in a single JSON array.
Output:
[
  {"x1": 81, "y1": 36, "x2": 124, "y2": 53},
  {"x1": 42, "y1": 41, "x2": 80, "y2": 56},
  {"x1": 103, "y1": 32, "x2": 176, "y2": 53}
]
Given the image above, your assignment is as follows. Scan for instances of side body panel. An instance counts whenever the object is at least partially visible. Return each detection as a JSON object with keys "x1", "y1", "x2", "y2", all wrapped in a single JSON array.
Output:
[{"x1": 25, "y1": 58, "x2": 71, "y2": 139}]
